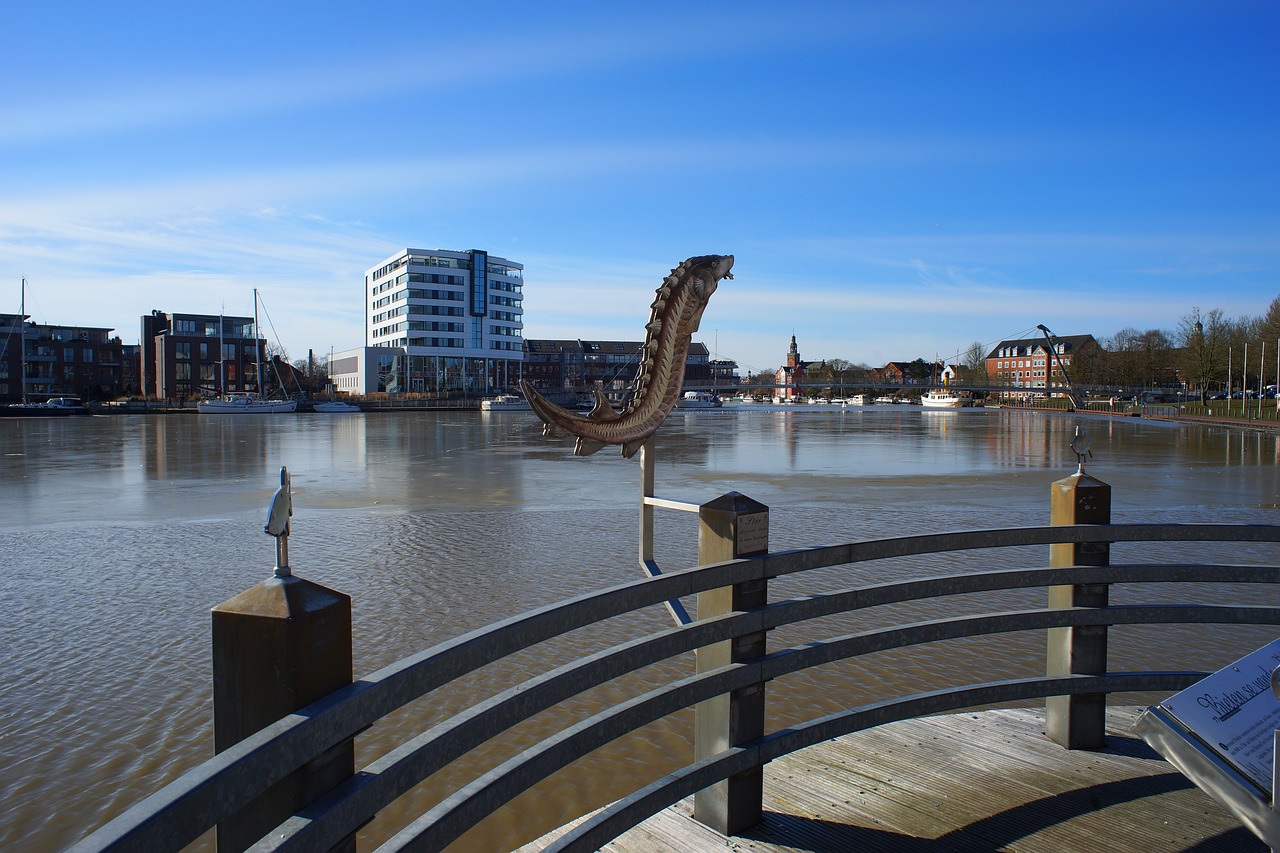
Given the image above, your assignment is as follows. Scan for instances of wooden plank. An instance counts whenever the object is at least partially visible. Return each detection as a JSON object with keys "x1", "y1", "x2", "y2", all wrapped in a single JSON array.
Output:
[{"x1": 520, "y1": 707, "x2": 1264, "y2": 852}]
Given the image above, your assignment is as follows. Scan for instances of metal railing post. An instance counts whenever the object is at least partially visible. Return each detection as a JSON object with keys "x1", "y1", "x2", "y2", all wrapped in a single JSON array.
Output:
[
  {"x1": 693, "y1": 491, "x2": 770, "y2": 834},
  {"x1": 211, "y1": 574, "x2": 354, "y2": 852},
  {"x1": 1046, "y1": 471, "x2": 1112, "y2": 749}
]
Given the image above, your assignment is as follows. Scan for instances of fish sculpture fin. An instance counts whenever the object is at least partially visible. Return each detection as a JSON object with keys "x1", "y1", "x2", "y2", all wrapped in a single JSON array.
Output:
[
  {"x1": 621, "y1": 439, "x2": 646, "y2": 458},
  {"x1": 588, "y1": 389, "x2": 619, "y2": 421},
  {"x1": 574, "y1": 437, "x2": 608, "y2": 456}
]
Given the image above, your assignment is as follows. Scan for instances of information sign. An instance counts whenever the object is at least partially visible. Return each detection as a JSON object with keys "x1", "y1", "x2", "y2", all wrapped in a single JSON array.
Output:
[{"x1": 1159, "y1": 637, "x2": 1280, "y2": 792}]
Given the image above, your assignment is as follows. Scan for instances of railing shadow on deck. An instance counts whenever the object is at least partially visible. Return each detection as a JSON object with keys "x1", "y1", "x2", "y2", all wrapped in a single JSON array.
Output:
[{"x1": 71, "y1": 523, "x2": 1280, "y2": 853}]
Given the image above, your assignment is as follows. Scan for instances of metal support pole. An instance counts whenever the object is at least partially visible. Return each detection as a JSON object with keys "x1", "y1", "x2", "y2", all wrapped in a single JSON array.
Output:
[
  {"x1": 211, "y1": 575, "x2": 354, "y2": 852},
  {"x1": 1046, "y1": 471, "x2": 1112, "y2": 749},
  {"x1": 693, "y1": 491, "x2": 770, "y2": 835}
]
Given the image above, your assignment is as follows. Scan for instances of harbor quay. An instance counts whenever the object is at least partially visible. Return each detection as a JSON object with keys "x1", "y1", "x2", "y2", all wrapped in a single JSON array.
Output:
[{"x1": 2, "y1": 410, "x2": 1279, "y2": 851}]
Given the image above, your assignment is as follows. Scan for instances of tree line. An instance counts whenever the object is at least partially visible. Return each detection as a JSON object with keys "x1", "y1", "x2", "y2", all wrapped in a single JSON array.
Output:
[
  {"x1": 745, "y1": 294, "x2": 1280, "y2": 404},
  {"x1": 1065, "y1": 296, "x2": 1280, "y2": 402}
]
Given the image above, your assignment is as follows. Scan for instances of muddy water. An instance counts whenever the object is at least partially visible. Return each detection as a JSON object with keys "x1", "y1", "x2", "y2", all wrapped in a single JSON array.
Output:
[{"x1": 1, "y1": 407, "x2": 1277, "y2": 850}]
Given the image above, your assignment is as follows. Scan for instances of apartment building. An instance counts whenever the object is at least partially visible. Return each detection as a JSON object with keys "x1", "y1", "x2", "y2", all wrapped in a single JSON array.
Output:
[
  {"x1": 0, "y1": 312, "x2": 124, "y2": 402},
  {"x1": 365, "y1": 248, "x2": 523, "y2": 395},
  {"x1": 985, "y1": 334, "x2": 1097, "y2": 398},
  {"x1": 140, "y1": 310, "x2": 265, "y2": 400}
]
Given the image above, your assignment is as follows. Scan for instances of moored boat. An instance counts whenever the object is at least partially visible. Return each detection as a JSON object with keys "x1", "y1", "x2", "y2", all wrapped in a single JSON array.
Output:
[
  {"x1": 198, "y1": 393, "x2": 297, "y2": 414},
  {"x1": 197, "y1": 289, "x2": 296, "y2": 414},
  {"x1": 313, "y1": 400, "x2": 361, "y2": 413},
  {"x1": 676, "y1": 391, "x2": 722, "y2": 409},
  {"x1": 480, "y1": 394, "x2": 531, "y2": 411},
  {"x1": 921, "y1": 388, "x2": 970, "y2": 408}
]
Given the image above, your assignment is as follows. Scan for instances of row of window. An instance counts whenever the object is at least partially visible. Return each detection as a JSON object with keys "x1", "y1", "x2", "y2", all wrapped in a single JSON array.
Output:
[
  {"x1": 175, "y1": 342, "x2": 250, "y2": 360},
  {"x1": 173, "y1": 319, "x2": 253, "y2": 338},
  {"x1": 373, "y1": 304, "x2": 467, "y2": 324},
  {"x1": 407, "y1": 321, "x2": 464, "y2": 332},
  {"x1": 407, "y1": 337, "x2": 464, "y2": 348},
  {"x1": 372, "y1": 257, "x2": 407, "y2": 282},
  {"x1": 397, "y1": 272, "x2": 466, "y2": 286}
]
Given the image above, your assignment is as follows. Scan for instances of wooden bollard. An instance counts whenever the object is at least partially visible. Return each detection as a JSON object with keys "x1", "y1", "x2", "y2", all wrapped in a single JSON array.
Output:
[
  {"x1": 1045, "y1": 470, "x2": 1111, "y2": 749},
  {"x1": 694, "y1": 492, "x2": 770, "y2": 835},
  {"x1": 211, "y1": 575, "x2": 353, "y2": 852}
]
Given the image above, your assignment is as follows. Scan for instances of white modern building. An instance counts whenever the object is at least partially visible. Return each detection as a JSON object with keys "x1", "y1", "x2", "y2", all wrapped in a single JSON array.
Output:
[{"x1": 365, "y1": 248, "x2": 524, "y2": 395}]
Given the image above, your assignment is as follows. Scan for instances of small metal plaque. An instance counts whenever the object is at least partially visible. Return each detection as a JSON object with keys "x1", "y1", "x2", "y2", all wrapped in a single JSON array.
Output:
[{"x1": 737, "y1": 511, "x2": 769, "y2": 554}]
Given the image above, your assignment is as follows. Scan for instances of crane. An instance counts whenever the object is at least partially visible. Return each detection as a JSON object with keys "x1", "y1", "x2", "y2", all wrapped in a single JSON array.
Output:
[{"x1": 1036, "y1": 324, "x2": 1084, "y2": 412}]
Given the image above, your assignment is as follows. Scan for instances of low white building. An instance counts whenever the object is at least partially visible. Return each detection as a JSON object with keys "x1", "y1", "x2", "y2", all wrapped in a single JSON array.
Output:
[
  {"x1": 329, "y1": 346, "x2": 404, "y2": 396},
  {"x1": 365, "y1": 248, "x2": 524, "y2": 395}
]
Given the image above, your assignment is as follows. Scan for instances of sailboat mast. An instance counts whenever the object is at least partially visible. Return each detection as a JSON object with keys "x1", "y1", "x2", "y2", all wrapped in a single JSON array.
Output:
[
  {"x1": 254, "y1": 288, "x2": 263, "y2": 396},
  {"x1": 218, "y1": 307, "x2": 225, "y2": 396},
  {"x1": 19, "y1": 277, "x2": 27, "y2": 404}
]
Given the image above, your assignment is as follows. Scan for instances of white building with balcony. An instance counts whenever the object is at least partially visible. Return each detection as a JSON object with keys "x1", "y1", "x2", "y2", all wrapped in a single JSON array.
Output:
[{"x1": 365, "y1": 248, "x2": 524, "y2": 395}]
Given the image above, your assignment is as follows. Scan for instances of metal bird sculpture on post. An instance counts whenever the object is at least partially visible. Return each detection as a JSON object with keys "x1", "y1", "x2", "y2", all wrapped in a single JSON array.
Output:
[
  {"x1": 1070, "y1": 425, "x2": 1093, "y2": 475},
  {"x1": 521, "y1": 254, "x2": 733, "y2": 458},
  {"x1": 265, "y1": 466, "x2": 293, "y2": 577}
]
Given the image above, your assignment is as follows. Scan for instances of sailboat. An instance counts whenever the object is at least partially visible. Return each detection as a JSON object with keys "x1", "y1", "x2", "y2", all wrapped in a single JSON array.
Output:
[{"x1": 197, "y1": 289, "x2": 297, "y2": 414}]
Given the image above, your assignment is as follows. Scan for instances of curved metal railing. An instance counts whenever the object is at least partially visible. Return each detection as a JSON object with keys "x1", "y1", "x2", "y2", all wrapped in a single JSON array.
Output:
[{"x1": 71, "y1": 523, "x2": 1280, "y2": 852}]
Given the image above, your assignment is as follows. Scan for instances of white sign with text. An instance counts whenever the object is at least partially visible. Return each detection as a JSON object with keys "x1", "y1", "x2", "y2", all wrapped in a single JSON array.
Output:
[{"x1": 1160, "y1": 637, "x2": 1280, "y2": 792}]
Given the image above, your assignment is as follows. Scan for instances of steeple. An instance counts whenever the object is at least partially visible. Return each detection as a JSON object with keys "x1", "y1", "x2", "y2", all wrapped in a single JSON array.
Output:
[{"x1": 787, "y1": 334, "x2": 800, "y2": 368}]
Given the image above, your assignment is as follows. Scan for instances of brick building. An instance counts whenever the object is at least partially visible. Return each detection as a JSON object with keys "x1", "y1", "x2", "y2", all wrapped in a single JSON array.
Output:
[
  {"x1": 140, "y1": 310, "x2": 266, "y2": 400},
  {"x1": 985, "y1": 334, "x2": 1098, "y2": 399},
  {"x1": 0, "y1": 312, "x2": 124, "y2": 402}
]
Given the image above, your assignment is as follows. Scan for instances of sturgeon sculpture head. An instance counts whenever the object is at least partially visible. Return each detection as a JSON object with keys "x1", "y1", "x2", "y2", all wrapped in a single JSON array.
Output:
[{"x1": 521, "y1": 254, "x2": 733, "y2": 458}]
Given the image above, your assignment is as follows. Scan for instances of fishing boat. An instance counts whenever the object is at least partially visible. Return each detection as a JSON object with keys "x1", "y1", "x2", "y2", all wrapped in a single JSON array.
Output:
[
  {"x1": 676, "y1": 391, "x2": 722, "y2": 409},
  {"x1": 480, "y1": 394, "x2": 531, "y2": 411},
  {"x1": 197, "y1": 290, "x2": 297, "y2": 414}
]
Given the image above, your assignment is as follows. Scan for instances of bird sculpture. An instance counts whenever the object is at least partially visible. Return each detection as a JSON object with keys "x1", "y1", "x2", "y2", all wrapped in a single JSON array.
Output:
[
  {"x1": 265, "y1": 466, "x2": 293, "y2": 576},
  {"x1": 1070, "y1": 425, "x2": 1093, "y2": 474}
]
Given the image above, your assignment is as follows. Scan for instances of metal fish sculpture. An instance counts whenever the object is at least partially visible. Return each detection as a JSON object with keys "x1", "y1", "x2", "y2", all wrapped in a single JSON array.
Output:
[{"x1": 521, "y1": 254, "x2": 734, "y2": 458}]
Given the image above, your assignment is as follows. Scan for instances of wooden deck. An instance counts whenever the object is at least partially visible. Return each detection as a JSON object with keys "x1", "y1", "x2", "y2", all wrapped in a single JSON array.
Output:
[{"x1": 521, "y1": 707, "x2": 1265, "y2": 852}]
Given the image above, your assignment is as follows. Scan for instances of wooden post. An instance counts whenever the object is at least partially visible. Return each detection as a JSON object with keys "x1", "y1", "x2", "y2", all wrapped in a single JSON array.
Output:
[
  {"x1": 1046, "y1": 471, "x2": 1111, "y2": 749},
  {"x1": 211, "y1": 575, "x2": 354, "y2": 852},
  {"x1": 694, "y1": 492, "x2": 769, "y2": 835}
]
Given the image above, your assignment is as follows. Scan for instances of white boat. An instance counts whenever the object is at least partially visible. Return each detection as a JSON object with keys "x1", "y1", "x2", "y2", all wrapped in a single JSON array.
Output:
[
  {"x1": 875, "y1": 396, "x2": 898, "y2": 405},
  {"x1": 480, "y1": 394, "x2": 531, "y2": 411},
  {"x1": 676, "y1": 391, "x2": 722, "y2": 409},
  {"x1": 199, "y1": 393, "x2": 297, "y2": 414},
  {"x1": 313, "y1": 400, "x2": 360, "y2": 413},
  {"x1": 921, "y1": 388, "x2": 969, "y2": 408},
  {"x1": 845, "y1": 395, "x2": 868, "y2": 406},
  {"x1": 739, "y1": 394, "x2": 760, "y2": 404},
  {"x1": 198, "y1": 289, "x2": 296, "y2": 414}
]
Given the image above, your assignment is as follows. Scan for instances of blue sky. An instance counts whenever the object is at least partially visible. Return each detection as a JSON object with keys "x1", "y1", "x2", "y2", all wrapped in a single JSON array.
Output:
[{"x1": 2, "y1": 1, "x2": 1276, "y2": 375}]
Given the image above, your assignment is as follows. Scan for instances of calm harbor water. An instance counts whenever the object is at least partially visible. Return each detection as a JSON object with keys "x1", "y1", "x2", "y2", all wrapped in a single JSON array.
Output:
[{"x1": 2, "y1": 405, "x2": 1279, "y2": 851}]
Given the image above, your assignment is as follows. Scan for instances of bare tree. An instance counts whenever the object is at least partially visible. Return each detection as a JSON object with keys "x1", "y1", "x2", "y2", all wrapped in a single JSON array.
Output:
[
  {"x1": 1177, "y1": 307, "x2": 1227, "y2": 403},
  {"x1": 961, "y1": 341, "x2": 986, "y2": 382}
]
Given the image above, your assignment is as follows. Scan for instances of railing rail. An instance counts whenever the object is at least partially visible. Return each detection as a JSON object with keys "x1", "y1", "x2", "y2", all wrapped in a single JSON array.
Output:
[{"x1": 71, "y1": 523, "x2": 1280, "y2": 852}]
